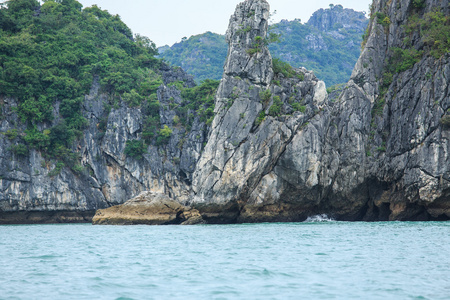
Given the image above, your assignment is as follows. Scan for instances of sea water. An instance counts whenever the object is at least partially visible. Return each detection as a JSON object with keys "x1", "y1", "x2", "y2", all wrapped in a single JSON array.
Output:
[{"x1": 0, "y1": 220, "x2": 449, "y2": 299}]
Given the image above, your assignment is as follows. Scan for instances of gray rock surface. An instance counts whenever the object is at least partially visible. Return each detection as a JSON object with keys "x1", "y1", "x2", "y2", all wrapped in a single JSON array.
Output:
[
  {"x1": 191, "y1": 0, "x2": 331, "y2": 222},
  {"x1": 307, "y1": 4, "x2": 368, "y2": 32},
  {"x1": 191, "y1": 0, "x2": 450, "y2": 222},
  {"x1": 92, "y1": 191, "x2": 204, "y2": 225},
  {"x1": 0, "y1": 64, "x2": 204, "y2": 223},
  {"x1": 1, "y1": 0, "x2": 449, "y2": 223}
]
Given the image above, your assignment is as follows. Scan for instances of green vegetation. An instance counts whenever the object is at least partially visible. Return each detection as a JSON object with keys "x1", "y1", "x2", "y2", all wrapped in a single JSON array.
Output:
[
  {"x1": 124, "y1": 140, "x2": 147, "y2": 159},
  {"x1": 141, "y1": 94, "x2": 161, "y2": 143},
  {"x1": 326, "y1": 83, "x2": 345, "y2": 94},
  {"x1": 382, "y1": 72, "x2": 393, "y2": 87},
  {"x1": 0, "y1": 0, "x2": 163, "y2": 167},
  {"x1": 178, "y1": 79, "x2": 220, "y2": 128},
  {"x1": 269, "y1": 8, "x2": 367, "y2": 86},
  {"x1": 236, "y1": 25, "x2": 252, "y2": 35},
  {"x1": 372, "y1": 96, "x2": 385, "y2": 117},
  {"x1": 132, "y1": 79, "x2": 218, "y2": 149},
  {"x1": 246, "y1": 32, "x2": 280, "y2": 56},
  {"x1": 48, "y1": 161, "x2": 65, "y2": 177},
  {"x1": 268, "y1": 96, "x2": 282, "y2": 117},
  {"x1": 361, "y1": 25, "x2": 370, "y2": 50},
  {"x1": 157, "y1": 32, "x2": 227, "y2": 83},
  {"x1": 372, "y1": 4, "x2": 449, "y2": 116},
  {"x1": 255, "y1": 111, "x2": 266, "y2": 126},
  {"x1": 160, "y1": 7, "x2": 368, "y2": 87},
  {"x1": 371, "y1": 6, "x2": 449, "y2": 121},
  {"x1": 376, "y1": 146, "x2": 386, "y2": 152},
  {"x1": 246, "y1": 35, "x2": 265, "y2": 55},
  {"x1": 412, "y1": 0, "x2": 425, "y2": 9},
  {"x1": 388, "y1": 48, "x2": 423, "y2": 73},
  {"x1": 404, "y1": 11, "x2": 449, "y2": 59},
  {"x1": 4, "y1": 129, "x2": 19, "y2": 140},
  {"x1": 272, "y1": 58, "x2": 304, "y2": 80},
  {"x1": 372, "y1": 70, "x2": 392, "y2": 117},
  {"x1": 375, "y1": 12, "x2": 391, "y2": 27},
  {"x1": 9, "y1": 144, "x2": 29, "y2": 156},
  {"x1": 155, "y1": 125, "x2": 173, "y2": 146},
  {"x1": 259, "y1": 89, "x2": 272, "y2": 103},
  {"x1": 292, "y1": 103, "x2": 306, "y2": 113}
]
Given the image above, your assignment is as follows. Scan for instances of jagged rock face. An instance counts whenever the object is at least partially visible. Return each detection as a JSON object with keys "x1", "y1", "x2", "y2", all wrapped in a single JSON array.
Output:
[
  {"x1": 0, "y1": 97, "x2": 105, "y2": 216},
  {"x1": 338, "y1": 0, "x2": 450, "y2": 220},
  {"x1": 312, "y1": 0, "x2": 450, "y2": 220},
  {"x1": 307, "y1": 4, "x2": 368, "y2": 32},
  {"x1": 305, "y1": 34, "x2": 328, "y2": 51},
  {"x1": 1, "y1": 0, "x2": 449, "y2": 223},
  {"x1": 191, "y1": 0, "x2": 328, "y2": 222},
  {"x1": 0, "y1": 65, "x2": 202, "y2": 222},
  {"x1": 191, "y1": 0, "x2": 450, "y2": 222},
  {"x1": 223, "y1": 0, "x2": 273, "y2": 85}
]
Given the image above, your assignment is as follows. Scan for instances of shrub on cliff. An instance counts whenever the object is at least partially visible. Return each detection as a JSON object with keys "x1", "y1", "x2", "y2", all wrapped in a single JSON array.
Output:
[
  {"x1": 125, "y1": 140, "x2": 147, "y2": 160},
  {"x1": 178, "y1": 79, "x2": 219, "y2": 128},
  {"x1": 272, "y1": 58, "x2": 304, "y2": 80},
  {"x1": 412, "y1": 0, "x2": 425, "y2": 9},
  {"x1": 156, "y1": 125, "x2": 173, "y2": 146},
  {"x1": 255, "y1": 111, "x2": 266, "y2": 126},
  {"x1": 404, "y1": 10, "x2": 449, "y2": 59},
  {"x1": 9, "y1": 144, "x2": 29, "y2": 157},
  {"x1": 268, "y1": 96, "x2": 282, "y2": 117},
  {"x1": 388, "y1": 48, "x2": 423, "y2": 73},
  {"x1": 259, "y1": 89, "x2": 272, "y2": 104}
]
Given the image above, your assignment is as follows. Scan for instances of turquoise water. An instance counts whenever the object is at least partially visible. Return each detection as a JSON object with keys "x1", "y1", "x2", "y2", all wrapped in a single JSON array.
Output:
[{"x1": 0, "y1": 221, "x2": 449, "y2": 299}]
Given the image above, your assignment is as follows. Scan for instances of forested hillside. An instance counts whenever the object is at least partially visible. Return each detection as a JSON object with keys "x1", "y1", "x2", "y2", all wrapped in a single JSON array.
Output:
[
  {"x1": 0, "y1": 0, "x2": 164, "y2": 171},
  {"x1": 159, "y1": 4, "x2": 368, "y2": 86},
  {"x1": 158, "y1": 32, "x2": 227, "y2": 83},
  {"x1": 0, "y1": 0, "x2": 222, "y2": 221},
  {"x1": 271, "y1": 4, "x2": 368, "y2": 86}
]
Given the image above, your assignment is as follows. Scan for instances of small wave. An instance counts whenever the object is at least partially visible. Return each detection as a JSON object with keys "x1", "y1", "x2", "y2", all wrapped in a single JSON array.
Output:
[{"x1": 304, "y1": 214, "x2": 335, "y2": 223}]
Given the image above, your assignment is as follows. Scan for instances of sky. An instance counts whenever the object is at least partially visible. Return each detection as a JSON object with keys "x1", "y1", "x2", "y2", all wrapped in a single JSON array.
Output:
[{"x1": 66, "y1": 0, "x2": 371, "y2": 47}]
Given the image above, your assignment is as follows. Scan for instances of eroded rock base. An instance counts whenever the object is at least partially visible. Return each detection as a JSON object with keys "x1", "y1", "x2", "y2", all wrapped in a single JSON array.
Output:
[{"x1": 92, "y1": 191, "x2": 205, "y2": 225}]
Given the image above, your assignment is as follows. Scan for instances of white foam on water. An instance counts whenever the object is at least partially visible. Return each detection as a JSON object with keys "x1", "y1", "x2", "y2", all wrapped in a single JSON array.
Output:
[{"x1": 304, "y1": 214, "x2": 336, "y2": 222}]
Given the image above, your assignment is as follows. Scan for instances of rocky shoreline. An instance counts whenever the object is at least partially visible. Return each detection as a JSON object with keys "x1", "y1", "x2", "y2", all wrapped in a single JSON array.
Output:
[
  {"x1": 1, "y1": 0, "x2": 449, "y2": 224},
  {"x1": 92, "y1": 192, "x2": 205, "y2": 225}
]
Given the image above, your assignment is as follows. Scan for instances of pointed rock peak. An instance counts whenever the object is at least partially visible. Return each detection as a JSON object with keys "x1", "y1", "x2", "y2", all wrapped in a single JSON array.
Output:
[{"x1": 224, "y1": 0, "x2": 273, "y2": 85}]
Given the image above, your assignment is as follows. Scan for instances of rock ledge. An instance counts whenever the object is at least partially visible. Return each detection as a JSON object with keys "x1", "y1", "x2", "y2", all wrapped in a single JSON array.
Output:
[{"x1": 92, "y1": 192, "x2": 204, "y2": 225}]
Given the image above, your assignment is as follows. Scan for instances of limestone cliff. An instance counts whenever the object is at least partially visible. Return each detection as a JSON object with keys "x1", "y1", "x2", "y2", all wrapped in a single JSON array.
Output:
[
  {"x1": 1, "y1": 0, "x2": 449, "y2": 223},
  {"x1": 190, "y1": 0, "x2": 450, "y2": 222},
  {"x1": 0, "y1": 64, "x2": 204, "y2": 224},
  {"x1": 191, "y1": 0, "x2": 329, "y2": 222}
]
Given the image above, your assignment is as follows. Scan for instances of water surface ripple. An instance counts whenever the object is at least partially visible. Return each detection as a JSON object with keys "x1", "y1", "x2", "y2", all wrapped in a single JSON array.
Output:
[{"x1": 1, "y1": 222, "x2": 449, "y2": 299}]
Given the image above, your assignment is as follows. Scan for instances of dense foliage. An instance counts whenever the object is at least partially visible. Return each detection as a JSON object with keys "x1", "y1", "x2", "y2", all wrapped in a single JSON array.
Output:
[
  {"x1": 272, "y1": 58, "x2": 304, "y2": 80},
  {"x1": 0, "y1": 0, "x2": 162, "y2": 167},
  {"x1": 270, "y1": 10, "x2": 367, "y2": 86},
  {"x1": 177, "y1": 79, "x2": 220, "y2": 128},
  {"x1": 268, "y1": 96, "x2": 282, "y2": 117},
  {"x1": 404, "y1": 10, "x2": 449, "y2": 60},
  {"x1": 379, "y1": 6, "x2": 449, "y2": 99},
  {"x1": 124, "y1": 140, "x2": 146, "y2": 160},
  {"x1": 159, "y1": 6, "x2": 368, "y2": 87},
  {"x1": 158, "y1": 32, "x2": 227, "y2": 83}
]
